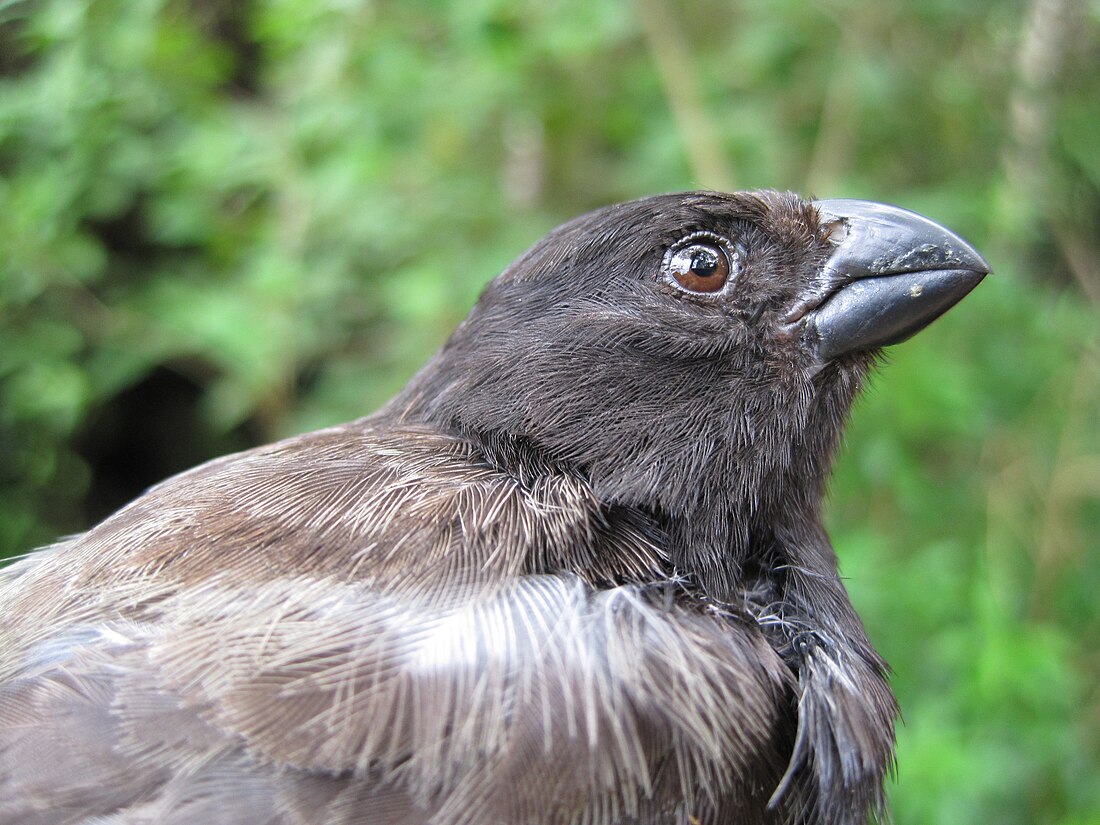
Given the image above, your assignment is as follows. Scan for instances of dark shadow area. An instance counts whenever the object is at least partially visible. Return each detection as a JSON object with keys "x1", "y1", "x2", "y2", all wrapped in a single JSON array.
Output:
[{"x1": 73, "y1": 365, "x2": 263, "y2": 524}]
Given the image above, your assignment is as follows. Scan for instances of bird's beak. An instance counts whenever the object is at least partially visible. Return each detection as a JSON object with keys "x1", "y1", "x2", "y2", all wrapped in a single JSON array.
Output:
[{"x1": 797, "y1": 199, "x2": 991, "y2": 361}]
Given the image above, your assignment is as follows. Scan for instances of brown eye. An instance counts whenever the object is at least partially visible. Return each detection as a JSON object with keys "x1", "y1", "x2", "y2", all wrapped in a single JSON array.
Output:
[{"x1": 663, "y1": 233, "x2": 736, "y2": 294}]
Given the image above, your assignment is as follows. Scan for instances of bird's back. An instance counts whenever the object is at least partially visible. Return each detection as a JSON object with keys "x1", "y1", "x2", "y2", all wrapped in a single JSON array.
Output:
[{"x1": 0, "y1": 417, "x2": 794, "y2": 825}]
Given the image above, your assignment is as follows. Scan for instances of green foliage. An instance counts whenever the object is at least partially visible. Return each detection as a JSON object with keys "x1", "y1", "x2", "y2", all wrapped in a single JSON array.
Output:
[{"x1": 1, "y1": 0, "x2": 1098, "y2": 822}]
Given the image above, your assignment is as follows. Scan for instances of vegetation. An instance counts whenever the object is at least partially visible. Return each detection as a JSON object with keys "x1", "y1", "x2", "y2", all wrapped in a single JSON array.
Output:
[{"x1": 1, "y1": 0, "x2": 1098, "y2": 821}]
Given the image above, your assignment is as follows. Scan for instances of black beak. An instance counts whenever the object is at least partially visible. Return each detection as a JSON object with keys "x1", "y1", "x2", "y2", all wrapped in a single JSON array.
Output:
[{"x1": 800, "y1": 199, "x2": 991, "y2": 361}]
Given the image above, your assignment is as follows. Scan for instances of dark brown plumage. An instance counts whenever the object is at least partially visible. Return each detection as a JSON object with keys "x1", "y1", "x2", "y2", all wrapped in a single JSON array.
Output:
[{"x1": 0, "y1": 191, "x2": 989, "y2": 825}]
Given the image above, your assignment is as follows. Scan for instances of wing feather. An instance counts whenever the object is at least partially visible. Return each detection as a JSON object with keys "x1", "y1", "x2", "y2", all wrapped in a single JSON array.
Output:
[{"x1": 0, "y1": 422, "x2": 792, "y2": 823}]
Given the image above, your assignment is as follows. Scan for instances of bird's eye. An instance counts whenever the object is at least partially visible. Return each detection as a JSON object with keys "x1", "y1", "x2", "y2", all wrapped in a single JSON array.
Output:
[{"x1": 663, "y1": 233, "x2": 736, "y2": 294}]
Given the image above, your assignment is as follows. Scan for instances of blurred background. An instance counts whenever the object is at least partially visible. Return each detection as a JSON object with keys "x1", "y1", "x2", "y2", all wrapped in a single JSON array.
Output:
[{"x1": 1, "y1": 0, "x2": 1098, "y2": 821}]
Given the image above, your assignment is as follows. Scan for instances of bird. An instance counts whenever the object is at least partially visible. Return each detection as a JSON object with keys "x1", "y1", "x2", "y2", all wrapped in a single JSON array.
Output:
[{"x1": 0, "y1": 190, "x2": 989, "y2": 825}]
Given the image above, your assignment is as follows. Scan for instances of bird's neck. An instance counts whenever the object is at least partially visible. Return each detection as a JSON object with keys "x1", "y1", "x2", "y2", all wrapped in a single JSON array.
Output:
[
  {"x1": 385, "y1": 338, "x2": 866, "y2": 598},
  {"x1": 378, "y1": 415, "x2": 842, "y2": 604}
]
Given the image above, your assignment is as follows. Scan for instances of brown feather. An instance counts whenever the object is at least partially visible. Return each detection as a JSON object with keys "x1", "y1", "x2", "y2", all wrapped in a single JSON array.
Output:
[{"x1": 0, "y1": 190, "x2": 983, "y2": 824}]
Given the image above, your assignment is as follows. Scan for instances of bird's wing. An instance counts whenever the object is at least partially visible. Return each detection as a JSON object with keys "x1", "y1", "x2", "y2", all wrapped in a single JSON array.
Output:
[
  {"x1": 0, "y1": 421, "x2": 793, "y2": 824},
  {"x1": 1, "y1": 575, "x2": 793, "y2": 824}
]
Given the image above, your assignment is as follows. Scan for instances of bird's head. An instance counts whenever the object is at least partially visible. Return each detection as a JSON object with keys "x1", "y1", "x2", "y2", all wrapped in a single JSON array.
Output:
[{"x1": 392, "y1": 191, "x2": 988, "y2": 585}]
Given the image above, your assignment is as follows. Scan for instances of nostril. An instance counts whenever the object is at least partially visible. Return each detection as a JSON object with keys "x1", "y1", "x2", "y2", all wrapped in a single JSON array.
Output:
[{"x1": 823, "y1": 219, "x2": 848, "y2": 244}]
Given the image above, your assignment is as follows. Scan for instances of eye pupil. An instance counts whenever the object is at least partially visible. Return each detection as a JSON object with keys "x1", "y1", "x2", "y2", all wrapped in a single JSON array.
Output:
[{"x1": 690, "y1": 249, "x2": 719, "y2": 276}]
